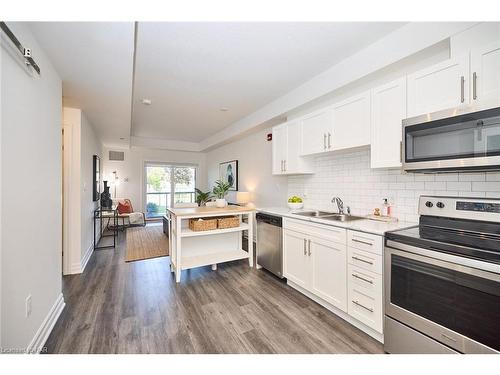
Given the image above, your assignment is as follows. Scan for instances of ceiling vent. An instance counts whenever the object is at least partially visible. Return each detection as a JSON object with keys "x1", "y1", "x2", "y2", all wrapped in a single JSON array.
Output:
[{"x1": 108, "y1": 150, "x2": 125, "y2": 161}]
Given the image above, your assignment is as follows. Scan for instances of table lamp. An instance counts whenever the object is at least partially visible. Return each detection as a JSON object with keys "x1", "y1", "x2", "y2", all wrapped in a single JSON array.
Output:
[{"x1": 236, "y1": 191, "x2": 254, "y2": 208}]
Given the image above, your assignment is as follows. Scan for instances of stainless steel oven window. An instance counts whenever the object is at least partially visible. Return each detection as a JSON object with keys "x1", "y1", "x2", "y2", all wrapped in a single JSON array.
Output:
[{"x1": 385, "y1": 245, "x2": 500, "y2": 353}]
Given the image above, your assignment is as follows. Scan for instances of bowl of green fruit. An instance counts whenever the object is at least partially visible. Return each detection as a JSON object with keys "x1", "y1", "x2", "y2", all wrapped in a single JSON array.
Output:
[{"x1": 287, "y1": 196, "x2": 304, "y2": 210}]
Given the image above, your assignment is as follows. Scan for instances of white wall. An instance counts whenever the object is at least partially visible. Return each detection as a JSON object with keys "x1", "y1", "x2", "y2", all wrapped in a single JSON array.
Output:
[
  {"x1": 62, "y1": 107, "x2": 102, "y2": 274},
  {"x1": 206, "y1": 127, "x2": 288, "y2": 207},
  {"x1": 80, "y1": 112, "x2": 102, "y2": 261},
  {"x1": 1, "y1": 22, "x2": 63, "y2": 349},
  {"x1": 102, "y1": 146, "x2": 207, "y2": 211}
]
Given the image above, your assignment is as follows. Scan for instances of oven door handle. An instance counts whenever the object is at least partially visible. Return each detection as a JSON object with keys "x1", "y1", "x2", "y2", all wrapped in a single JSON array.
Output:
[{"x1": 385, "y1": 241, "x2": 500, "y2": 282}]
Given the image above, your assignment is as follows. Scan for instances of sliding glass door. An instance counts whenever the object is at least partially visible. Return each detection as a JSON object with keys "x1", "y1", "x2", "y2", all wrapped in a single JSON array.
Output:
[{"x1": 145, "y1": 163, "x2": 196, "y2": 218}]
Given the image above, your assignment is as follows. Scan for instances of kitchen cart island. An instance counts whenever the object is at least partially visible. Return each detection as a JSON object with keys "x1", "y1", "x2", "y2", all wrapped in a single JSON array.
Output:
[{"x1": 166, "y1": 205, "x2": 255, "y2": 283}]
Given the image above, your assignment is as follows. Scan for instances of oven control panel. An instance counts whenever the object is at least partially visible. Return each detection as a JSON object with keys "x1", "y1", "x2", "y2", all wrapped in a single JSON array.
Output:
[
  {"x1": 419, "y1": 196, "x2": 500, "y2": 222},
  {"x1": 456, "y1": 201, "x2": 500, "y2": 213}
]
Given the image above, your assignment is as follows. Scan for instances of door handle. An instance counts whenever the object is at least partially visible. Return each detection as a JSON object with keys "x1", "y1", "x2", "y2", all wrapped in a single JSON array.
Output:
[
  {"x1": 352, "y1": 300, "x2": 374, "y2": 312},
  {"x1": 328, "y1": 132, "x2": 331, "y2": 149},
  {"x1": 352, "y1": 256, "x2": 374, "y2": 265},
  {"x1": 323, "y1": 133, "x2": 327, "y2": 150},
  {"x1": 352, "y1": 273, "x2": 374, "y2": 284},
  {"x1": 351, "y1": 238, "x2": 373, "y2": 246},
  {"x1": 303, "y1": 238, "x2": 307, "y2": 255},
  {"x1": 400, "y1": 141, "x2": 403, "y2": 163},
  {"x1": 460, "y1": 76, "x2": 465, "y2": 103},
  {"x1": 308, "y1": 239, "x2": 311, "y2": 256},
  {"x1": 283, "y1": 160, "x2": 286, "y2": 172},
  {"x1": 473, "y1": 72, "x2": 478, "y2": 100}
]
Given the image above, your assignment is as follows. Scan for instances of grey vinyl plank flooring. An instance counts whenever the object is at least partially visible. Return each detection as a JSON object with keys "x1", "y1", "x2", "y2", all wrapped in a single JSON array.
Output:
[{"x1": 44, "y1": 228, "x2": 383, "y2": 354}]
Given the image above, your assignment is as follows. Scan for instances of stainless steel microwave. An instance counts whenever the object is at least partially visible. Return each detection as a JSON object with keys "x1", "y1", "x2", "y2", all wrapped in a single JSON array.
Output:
[{"x1": 402, "y1": 105, "x2": 500, "y2": 172}]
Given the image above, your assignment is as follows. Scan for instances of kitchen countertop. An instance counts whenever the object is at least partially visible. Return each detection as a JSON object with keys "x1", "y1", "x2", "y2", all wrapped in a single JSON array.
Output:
[{"x1": 257, "y1": 207, "x2": 416, "y2": 236}]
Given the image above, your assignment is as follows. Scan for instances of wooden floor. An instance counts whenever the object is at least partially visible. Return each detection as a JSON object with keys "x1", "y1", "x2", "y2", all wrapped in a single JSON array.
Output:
[{"x1": 45, "y1": 228, "x2": 383, "y2": 354}]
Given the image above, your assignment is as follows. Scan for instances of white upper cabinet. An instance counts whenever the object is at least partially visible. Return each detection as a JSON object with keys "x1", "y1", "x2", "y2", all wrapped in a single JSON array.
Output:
[
  {"x1": 370, "y1": 77, "x2": 407, "y2": 169},
  {"x1": 331, "y1": 91, "x2": 371, "y2": 151},
  {"x1": 300, "y1": 108, "x2": 334, "y2": 155},
  {"x1": 272, "y1": 124, "x2": 287, "y2": 175},
  {"x1": 471, "y1": 41, "x2": 500, "y2": 107},
  {"x1": 272, "y1": 121, "x2": 314, "y2": 175},
  {"x1": 407, "y1": 55, "x2": 470, "y2": 117}
]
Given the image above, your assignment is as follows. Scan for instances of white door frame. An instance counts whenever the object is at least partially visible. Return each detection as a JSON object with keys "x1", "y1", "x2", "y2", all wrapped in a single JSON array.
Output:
[{"x1": 62, "y1": 121, "x2": 81, "y2": 275}]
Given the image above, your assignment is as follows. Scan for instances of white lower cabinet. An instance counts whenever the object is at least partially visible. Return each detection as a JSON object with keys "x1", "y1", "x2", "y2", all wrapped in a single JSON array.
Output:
[
  {"x1": 283, "y1": 218, "x2": 384, "y2": 339},
  {"x1": 347, "y1": 264, "x2": 383, "y2": 333},
  {"x1": 310, "y1": 236, "x2": 347, "y2": 312},
  {"x1": 283, "y1": 221, "x2": 347, "y2": 313},
  {"x1": 283, "y1": 229, "x2": 310, "y2": 288}
]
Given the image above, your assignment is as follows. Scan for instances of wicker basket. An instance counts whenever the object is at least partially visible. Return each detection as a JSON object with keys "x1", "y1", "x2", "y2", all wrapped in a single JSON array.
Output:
[
  {"x1": 188, "y1": 217, "x2": 218, "y2": 231},
  {"x1": 217, "y1": 216, "x2": 240, "y2": 229}
]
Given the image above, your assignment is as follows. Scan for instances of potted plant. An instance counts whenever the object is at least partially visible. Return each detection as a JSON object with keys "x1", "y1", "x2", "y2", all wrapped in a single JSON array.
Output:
[
  {"x1": 195, "y1": 188, "x2": 213, "y2": 206},
  {"x1": 212, "y1": 180, "x2": 231, "y2": 208}
]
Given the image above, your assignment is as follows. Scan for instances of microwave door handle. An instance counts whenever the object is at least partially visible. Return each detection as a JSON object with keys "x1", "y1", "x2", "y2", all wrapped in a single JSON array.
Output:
[
  {"x1": 473, "y1": 72, "x2": 478, "y2": 100},
  {"x1": 460, "y1": 76, "x2": 465, "y2": 103}
]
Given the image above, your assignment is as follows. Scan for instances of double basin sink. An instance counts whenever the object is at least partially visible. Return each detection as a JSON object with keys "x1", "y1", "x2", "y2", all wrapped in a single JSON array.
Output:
[{"x1": 292, "y1": 210, "x2": 365, "y2": 222}]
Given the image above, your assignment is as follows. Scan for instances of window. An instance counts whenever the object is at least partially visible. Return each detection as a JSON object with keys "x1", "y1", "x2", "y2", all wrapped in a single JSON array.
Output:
[{"x1": 144, "y1": 163, "x2": 196, "y2": 218}]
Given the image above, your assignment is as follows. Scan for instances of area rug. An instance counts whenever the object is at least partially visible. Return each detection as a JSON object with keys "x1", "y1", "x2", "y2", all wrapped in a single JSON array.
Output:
[{"x1": 125, "y1": 224, "x2": 169, "y2": 262}]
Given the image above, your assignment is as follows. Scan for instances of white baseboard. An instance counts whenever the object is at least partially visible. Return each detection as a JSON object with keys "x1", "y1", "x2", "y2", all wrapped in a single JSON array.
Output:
[
  {"x1": 68, "y1": 244, "x2": 94, "y2": 274},
  {"x1": 287, "y1": 280, "x2": 384, "y2": 343},
  {"x1": 26, "y1": 293, "x2": 65, "y2": 353},
  {"x1": 80, "y1": 243, "x2": 94, "y2": 273}
]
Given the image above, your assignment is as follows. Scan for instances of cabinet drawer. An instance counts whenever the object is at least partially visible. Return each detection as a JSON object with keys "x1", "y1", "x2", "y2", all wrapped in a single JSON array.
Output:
[
  {"x1": 347, "y1": 264, "x2": 383, "y2": 333},
  {"x1": 284, "y1": 218, "x2": 346, "y2": 245},
  {"x1": 348, "y1": 246, "x2": 382, "y2": 275},
  {"x1": 347, "y1": 230, "x2": 383, "y2": 255}
]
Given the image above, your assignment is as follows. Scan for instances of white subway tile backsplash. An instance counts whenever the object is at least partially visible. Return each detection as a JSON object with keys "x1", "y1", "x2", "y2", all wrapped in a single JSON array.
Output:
[
  {"x1": 287, "y1": 147, "x2": 499, "y2": 222},
  {"x1": 424, "y1": 181, "x2": 447, "y2": 190},
  {"x1": 459, "y1": 173, "x2": 486, "y2": 182},
  {"x1": 472, "y1": 181, "x2": 500, "y2": 191},
  {"x1": 446, "y1": 182, "x2": 471, "y2": 191},
  {"x1": 435, "y1": 173, "x2": 459, "y2": 182},
  {"x1": 414, "y1": 174, "x2": 435, "y2": 182},
  {"x1": 486, "y1": 172, "x2": 500, "y2": 181}
]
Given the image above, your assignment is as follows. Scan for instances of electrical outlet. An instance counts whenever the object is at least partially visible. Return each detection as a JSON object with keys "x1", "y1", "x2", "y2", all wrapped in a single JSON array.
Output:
[{"x1": 25, "y1": 295, "x2": 32, "y2": 318}]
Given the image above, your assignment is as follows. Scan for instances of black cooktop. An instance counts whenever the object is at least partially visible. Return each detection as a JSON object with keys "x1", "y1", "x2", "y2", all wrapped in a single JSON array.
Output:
[{"x1": 386, "y1": 216, "x2": 500, "y2": 264}]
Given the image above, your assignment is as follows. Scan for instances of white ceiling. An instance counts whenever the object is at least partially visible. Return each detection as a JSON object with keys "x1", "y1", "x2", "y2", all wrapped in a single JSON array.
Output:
[
  {"x1": 132, "y1": 22, "x2": 406, "y2": 143},
  {"x1": 29, "y1": 22, "x2": 135, "y2": 147},
  {"x1": 28, "y1": 22, "x2": 406, "y2": 147}
]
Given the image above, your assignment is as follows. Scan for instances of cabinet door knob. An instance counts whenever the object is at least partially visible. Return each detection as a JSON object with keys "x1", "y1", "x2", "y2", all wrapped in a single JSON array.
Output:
[
  {"x1": 328, "y1": 132, "x2": 331, "y2": 149},
  {"x1": 323, "y1": 133, "x2": 327, "y2": 150}
]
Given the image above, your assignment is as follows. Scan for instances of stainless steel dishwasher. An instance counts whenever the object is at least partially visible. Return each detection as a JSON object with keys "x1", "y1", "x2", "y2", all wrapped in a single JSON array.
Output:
[{"x1": 256, "y1": 212, "x2": 283, "y2": 278}]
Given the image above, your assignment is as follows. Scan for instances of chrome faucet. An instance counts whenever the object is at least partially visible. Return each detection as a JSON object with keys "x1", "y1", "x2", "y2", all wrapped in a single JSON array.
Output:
[
  {"x1": 331, "y1": 197, "x2": 344, "y2": 214},
  {"x1": 331, "y1": 197, "x2": 351, "y2": 215}
]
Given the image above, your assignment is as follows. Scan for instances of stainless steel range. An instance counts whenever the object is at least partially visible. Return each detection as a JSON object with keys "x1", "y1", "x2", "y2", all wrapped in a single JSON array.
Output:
[{"x1": 384, "y1": 196, "x2": 500, "y2": 354}]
